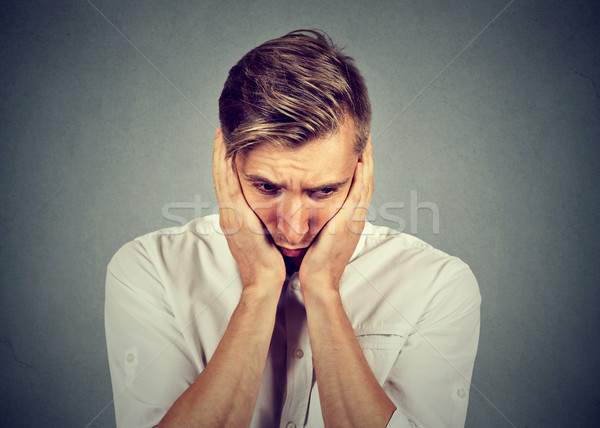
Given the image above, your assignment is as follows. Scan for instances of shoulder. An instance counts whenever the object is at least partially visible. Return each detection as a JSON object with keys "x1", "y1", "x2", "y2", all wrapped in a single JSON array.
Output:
[
  {"x1": 354, "y1": 222, "x2": 480, "y2": 310},
  {"x1": 106, "y1": 215, "x2": 229, "y2": 297},
  {"x1": 108, "y1": 215, "x2": 222, "y2": 270},
  {"x1": 360, "y1": 222, "x2": 475, "y2": 277},
  {"x1": 343, "y1": 222, "x2": 480, "y2": 337}
]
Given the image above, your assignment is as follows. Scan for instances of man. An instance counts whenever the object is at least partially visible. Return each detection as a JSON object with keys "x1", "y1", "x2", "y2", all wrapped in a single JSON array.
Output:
[{"x1": 105, "y1": 30, "x2": 480, "y2": 427}]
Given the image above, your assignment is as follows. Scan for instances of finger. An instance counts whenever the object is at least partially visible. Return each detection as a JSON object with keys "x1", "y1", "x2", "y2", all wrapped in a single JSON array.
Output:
[
  {"x1": 336, "y1": 161, "x2": 363, "y2": 222},
  {"x1": 335, "y1": 162, "x2": 364, "y2": 229},
  {"x1": 359, "y1": 135, "x2": 374, "y2": 206},
  {"x1": 367, "y1": 135, "x2": 374, "y2": 197},
  {"x1": 213, "y1": 129, "x2": 232, "y2": 206},
  {"x1": 212, "y1": 133, "x2": 222, "y2": 200},
  {"x1": 212, "y1": 129, "x2": 225, "y2": 169},
  {"x1": 352, "y1": 161, "x2": 365, "y2": 203},
  {"x1": 212, "y1": 129, "x2": 223, "y2": 184},
  {"x1": 226, "y1": 156, "x2": 255, "y2": 218},
  {"x1": 355, "y1": 162, "x2": 369, "y2": 217},
  {"x1": 351, "y1": 146, "x2": 373, "y2": 223},
  {"x1": 218, "y1": 155, "x2": 249, "y2": 235},
  {"x1": 340, "y1": 163, "x2": 368, "y2": 235},
  {"x1": 225, "y1": 156, "x2": 268, "y2": 236},
  {"x1": 225, "y1": 157, "x2": 240, "y2": 198}
]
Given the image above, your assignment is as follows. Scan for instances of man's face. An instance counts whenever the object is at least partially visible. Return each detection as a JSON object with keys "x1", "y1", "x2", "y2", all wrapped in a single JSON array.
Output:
[{"x1": 236, "y1": 120, "x2": 360, "y2": 260}]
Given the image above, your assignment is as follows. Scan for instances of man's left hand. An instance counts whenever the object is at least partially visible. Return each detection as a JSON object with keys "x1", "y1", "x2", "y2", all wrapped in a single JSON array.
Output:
[{"x1": 298, "y1": 136, "x2": 374, "y2": 292}]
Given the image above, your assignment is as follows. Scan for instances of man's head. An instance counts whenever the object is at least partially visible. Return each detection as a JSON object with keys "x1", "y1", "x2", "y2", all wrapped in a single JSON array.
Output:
[
  {"x1": 218, "y1": 30, "x2": 372, "y2": 261},
  {"x1": 218, "y1": 29, "x2": 371, "y2": 157}
]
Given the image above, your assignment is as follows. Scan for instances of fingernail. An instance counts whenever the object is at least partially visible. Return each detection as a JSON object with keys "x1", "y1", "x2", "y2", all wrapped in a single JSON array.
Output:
[{"x1": 216, "y1": 128, "x2": 221, "y2": 137}]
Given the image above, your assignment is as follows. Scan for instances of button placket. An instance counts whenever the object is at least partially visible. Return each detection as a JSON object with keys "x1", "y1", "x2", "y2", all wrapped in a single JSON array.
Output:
[
  {"x1": 291, "y1": 276, "x2": 301, "y2": 291},
  {"x1": 280, "y1": 274, "x2": 313, "y2": 427}
]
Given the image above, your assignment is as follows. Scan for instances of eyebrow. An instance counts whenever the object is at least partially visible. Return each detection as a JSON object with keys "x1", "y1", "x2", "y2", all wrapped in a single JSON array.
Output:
[{"x1": 242, "y1": 173, "x2": 351, "y2": 192}]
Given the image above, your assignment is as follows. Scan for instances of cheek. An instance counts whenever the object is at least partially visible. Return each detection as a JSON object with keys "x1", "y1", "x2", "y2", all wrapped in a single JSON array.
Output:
[
  {"x1": 239, "y1": 182, "x2": 270, "y2": 218},
  {"x1": 252, "y1": 203, "x2": 278, "y2": 228},
  {"x1": 312, "y1": 195, "x2": 347, "y2": 229},
  {"x1": 243, "y1": 192, "x2": 279, "y2": 230}
]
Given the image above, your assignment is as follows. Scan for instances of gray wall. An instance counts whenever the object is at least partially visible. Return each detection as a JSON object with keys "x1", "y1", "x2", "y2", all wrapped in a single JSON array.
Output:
[{"x1": 1, "y1": 0, "x2": 599, "y2": 426}]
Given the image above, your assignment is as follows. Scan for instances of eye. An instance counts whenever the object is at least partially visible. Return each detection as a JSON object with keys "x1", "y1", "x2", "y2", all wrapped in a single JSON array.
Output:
[
  {"x1": 310, "y1": 187, "x2": 337, "y2": 200},
  {"x1": 254, "y1": 182, "x2": 280, "y2": 195}
]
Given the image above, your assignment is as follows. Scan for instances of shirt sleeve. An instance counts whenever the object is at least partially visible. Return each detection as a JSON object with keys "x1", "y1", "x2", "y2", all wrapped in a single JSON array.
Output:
[
  {"x1": 383, "y1": 266, "x2": 481, "y2": 428},
  {"x1": 104, "y1": 239, "x2": 198, "y2": 428}
]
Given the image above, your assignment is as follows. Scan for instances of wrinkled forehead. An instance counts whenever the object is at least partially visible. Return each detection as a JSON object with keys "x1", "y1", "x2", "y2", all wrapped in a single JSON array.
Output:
[{"x1": 235, "y1": 129, "x2": 359, "y2": 185}]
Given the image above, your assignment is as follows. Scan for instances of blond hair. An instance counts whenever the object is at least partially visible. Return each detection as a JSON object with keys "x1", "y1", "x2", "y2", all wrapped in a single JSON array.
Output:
[{"x1": 218, "y1": 30, "x2": 371, "y2": 158}]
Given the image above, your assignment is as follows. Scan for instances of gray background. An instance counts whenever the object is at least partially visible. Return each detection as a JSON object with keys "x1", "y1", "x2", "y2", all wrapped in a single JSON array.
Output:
[{"x1": 1, "y1": 0, "x2": 599, "y2": 426}]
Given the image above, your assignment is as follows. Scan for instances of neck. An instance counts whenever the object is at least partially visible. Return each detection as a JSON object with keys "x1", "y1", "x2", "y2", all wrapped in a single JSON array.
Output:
[{"x1": 284, "y1": 255, "x2": 303, "y2": 275}]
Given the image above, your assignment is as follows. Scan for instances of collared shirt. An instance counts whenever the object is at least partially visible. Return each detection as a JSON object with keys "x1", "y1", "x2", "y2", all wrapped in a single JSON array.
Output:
[{"x1": 105, "y1": 215, "x2": 480, "y2": 427}]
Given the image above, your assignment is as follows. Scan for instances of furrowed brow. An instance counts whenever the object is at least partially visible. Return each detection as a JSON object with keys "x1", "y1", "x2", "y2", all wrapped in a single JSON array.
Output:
[
  {"x1": 241, "y1": 173, "x2": 351, "y2": 192},
  {"x1": 307, "y1": 178, "x2": 351, "y2": 192},
  {"x1": 242, "y1": 173, "x2": 284, "y2": 187}
]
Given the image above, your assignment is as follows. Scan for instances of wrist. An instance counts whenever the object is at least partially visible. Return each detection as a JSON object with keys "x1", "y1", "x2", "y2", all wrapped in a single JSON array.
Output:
[
  {"x1": 301, "y1": 283, "x2": 341, "y2": 307},
  {"x1": 240, "y1": 282, "x2": 282, "y2": 306},
  {"x1": 241, "y1": 267, "x2": 285, "y2": 292}
]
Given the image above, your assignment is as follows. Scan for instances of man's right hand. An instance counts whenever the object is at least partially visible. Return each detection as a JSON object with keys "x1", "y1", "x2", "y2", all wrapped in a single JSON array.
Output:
[
  {"x1": 159, "y1": 130, "x2": 285, "y2": 427},
  {"x1": 212, "y1": 128, "x2": 286, "y2": 292}
]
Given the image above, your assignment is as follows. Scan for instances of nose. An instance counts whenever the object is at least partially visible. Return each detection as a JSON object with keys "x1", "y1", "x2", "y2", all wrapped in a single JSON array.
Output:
[{"x1": 277, "y1": 196, "x2": 312, "y2": 246}]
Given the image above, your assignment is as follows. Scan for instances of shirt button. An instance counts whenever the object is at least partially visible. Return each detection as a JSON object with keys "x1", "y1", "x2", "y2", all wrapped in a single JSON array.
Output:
[
  {"x1": 294, "y1": 348, "x2": 304, "y2": 359},
  {"x1": 456, "y1": 388, "x2": 467, "y2": 398},
  {"x1": 291, "y1": 278, "x2": 300, "y2": 290},
  {"x1": 286, "y1": 423, "x2": 296, "y2": 428},
  {"x1": 126, "y1": 353, "x2": 135, "y2": 363}
]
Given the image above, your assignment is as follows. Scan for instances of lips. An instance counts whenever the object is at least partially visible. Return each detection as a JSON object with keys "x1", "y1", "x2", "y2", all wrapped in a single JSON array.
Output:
[{"x1": 278, "y1": 246, "x2": 308, "y2": 258}]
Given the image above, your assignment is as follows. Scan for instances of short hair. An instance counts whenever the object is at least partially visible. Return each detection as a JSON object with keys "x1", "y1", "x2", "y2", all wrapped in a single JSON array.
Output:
[{"x1": 218, "y1": 29, "x2": 371, "y2": 158}]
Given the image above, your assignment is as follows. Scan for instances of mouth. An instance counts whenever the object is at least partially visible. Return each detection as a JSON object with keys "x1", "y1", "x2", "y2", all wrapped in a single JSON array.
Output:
[{"x1": 277, "y1": 246, "x2": 308, "y2": 258}]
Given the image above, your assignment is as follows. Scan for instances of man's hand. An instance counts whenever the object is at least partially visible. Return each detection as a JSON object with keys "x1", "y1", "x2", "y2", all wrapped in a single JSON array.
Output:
[
  {"x1": 299, "y1": 136, "x2": 374, "y2": 291},
  {"x1": 160, "y1": 131, "x2": 287, "y2": 427},
  {"x1": 298, "y1": 137, "x2": 395, "y2": 427},
  {"x1": 212, "y1": 129, "x2": 286, "y2": 291}
]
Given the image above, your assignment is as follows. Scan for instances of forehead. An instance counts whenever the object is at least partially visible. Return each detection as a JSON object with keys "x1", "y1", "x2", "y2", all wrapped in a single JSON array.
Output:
[{"x1": 237, "y1": 121, "x2": 358, "y2": 183}]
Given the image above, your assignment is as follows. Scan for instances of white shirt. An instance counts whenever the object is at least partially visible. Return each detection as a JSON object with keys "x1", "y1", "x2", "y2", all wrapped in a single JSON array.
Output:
[{"x1": 105, "y1": 215, "x2": 480, "y2": 427}]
